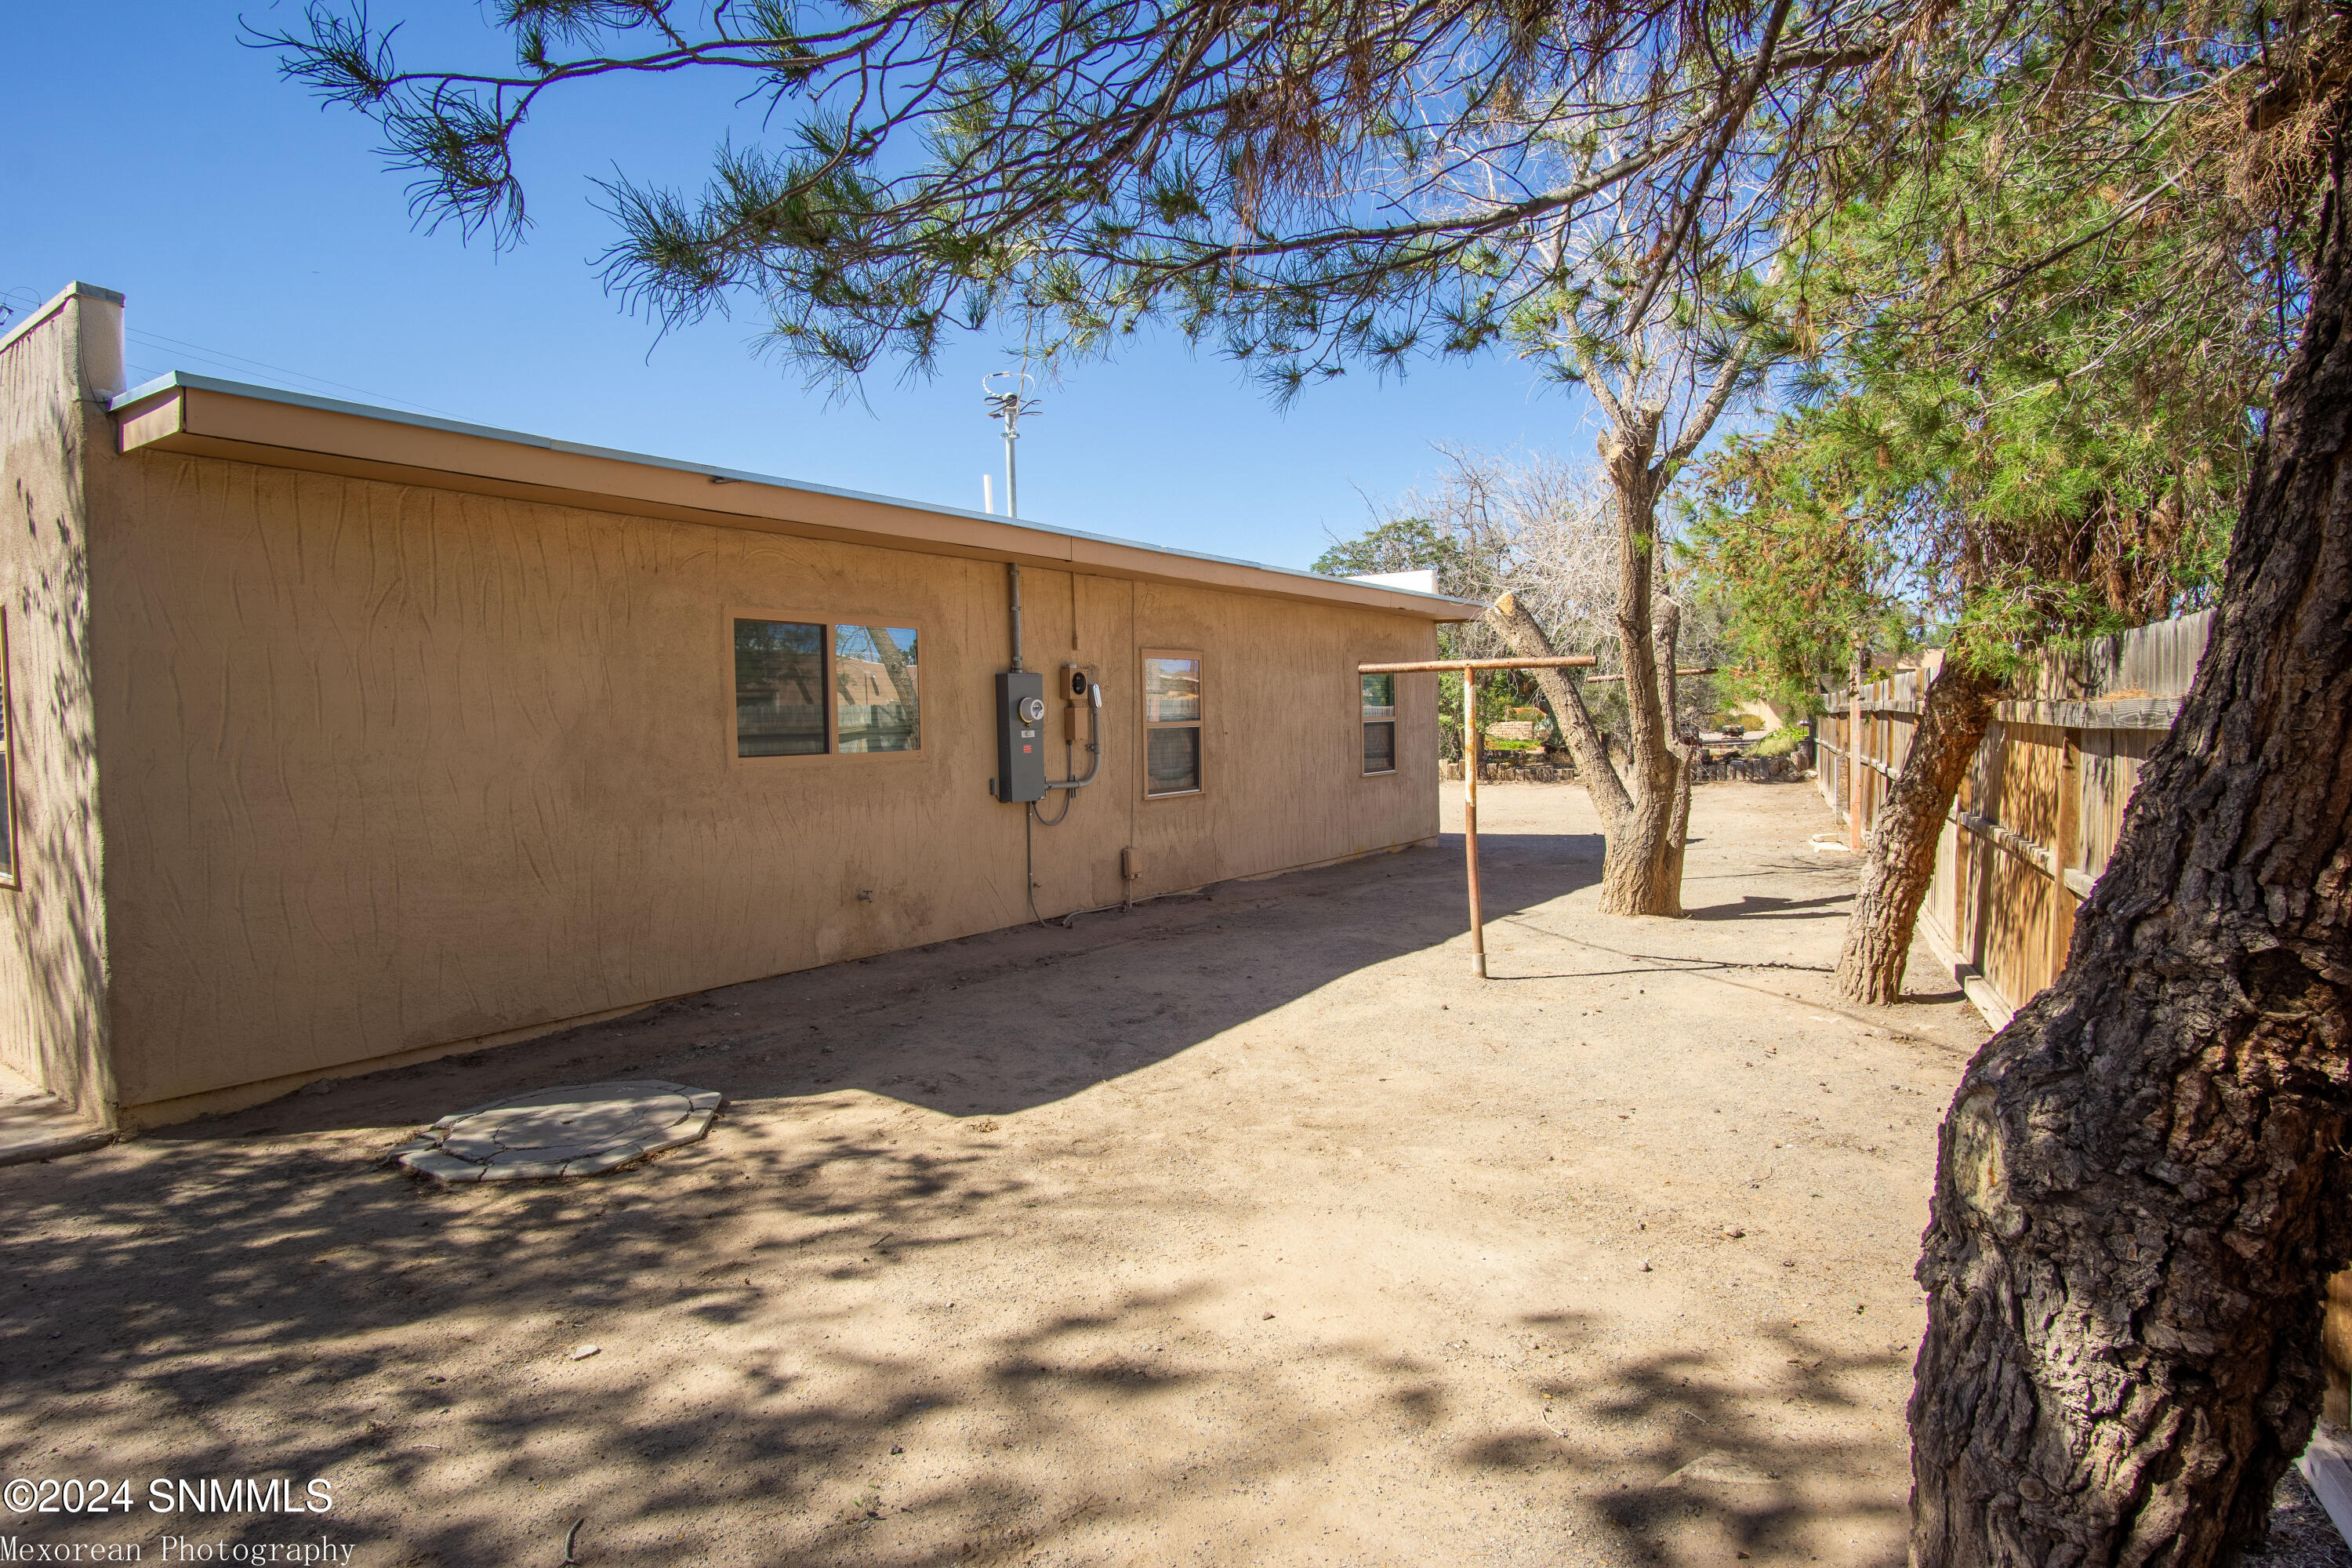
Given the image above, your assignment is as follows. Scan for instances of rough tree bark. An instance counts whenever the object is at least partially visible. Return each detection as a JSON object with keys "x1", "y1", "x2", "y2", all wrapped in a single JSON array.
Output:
[
  {"x1": 1908, "y1": 146, "x2": 2352, "y2": 1563},
  {"x1": 1834, "y1": 655, "x2": 2003, "y2": 1005},
  {"x1": 1599, "y1": 403, "x2": 1685, "y2": 916}
]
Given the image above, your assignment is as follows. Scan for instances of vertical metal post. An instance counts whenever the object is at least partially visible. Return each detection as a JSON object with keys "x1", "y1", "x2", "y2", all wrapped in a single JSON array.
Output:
[
  {"x1": 982, "y1": 372, "x2": 1037, "y2": 521},
  {"x1": 1464, "y1": 665, "x2": 1486, "y2": 978}
]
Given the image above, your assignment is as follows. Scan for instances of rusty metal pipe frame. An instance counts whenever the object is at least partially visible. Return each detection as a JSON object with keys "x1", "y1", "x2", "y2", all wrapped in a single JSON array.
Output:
[
  {"x1": 1359, "y1": 655, "x2": 1596, "y2": 674},
  {"x1": 1581, "y1": 666, "x2": 1716, "y2": 683},
  {"x1": 1357, "y1": 655, "x2": 1604, "y2": 980}
]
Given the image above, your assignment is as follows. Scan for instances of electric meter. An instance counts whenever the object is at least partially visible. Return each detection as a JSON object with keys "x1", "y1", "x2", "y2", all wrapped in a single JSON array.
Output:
[{"x1": 994, "y1": 671, "x2": 1049, "y2": 803}]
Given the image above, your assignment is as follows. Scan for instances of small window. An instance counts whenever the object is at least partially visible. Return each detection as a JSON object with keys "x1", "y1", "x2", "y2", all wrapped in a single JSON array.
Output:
[
  {"x1": 1143, "y1": 652, "x2": 1203, "y2": 797},
  {"x1": 1361, "y1": 672, "x2": 1396, "y2": 775},
  {"x1": 834, "y1": 625, "x2": 920, "y2": 753}
]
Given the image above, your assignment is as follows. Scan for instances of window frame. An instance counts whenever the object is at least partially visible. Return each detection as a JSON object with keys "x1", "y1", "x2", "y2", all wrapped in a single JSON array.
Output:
[
  {"x1": 1139, "y1": 647, "x2": 1206, "y2": 800},
  {"x1": 725, "y1": 606, "x2": 927, "y2": 768},
  {"x1": 1359, "y1": 670, "x2": 1398, "y2": 777}
]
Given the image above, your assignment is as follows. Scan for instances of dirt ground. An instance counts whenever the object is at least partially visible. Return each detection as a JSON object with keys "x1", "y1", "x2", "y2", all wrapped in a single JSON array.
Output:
[{"x1": 0, "y1": 782, "x2": 2337, "y2": 1566}]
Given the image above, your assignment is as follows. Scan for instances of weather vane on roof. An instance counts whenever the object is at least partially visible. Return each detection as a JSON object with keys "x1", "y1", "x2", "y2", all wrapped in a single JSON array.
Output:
[{"x1": 981, "y1": 370, "x2": 1041, "y2": 519}]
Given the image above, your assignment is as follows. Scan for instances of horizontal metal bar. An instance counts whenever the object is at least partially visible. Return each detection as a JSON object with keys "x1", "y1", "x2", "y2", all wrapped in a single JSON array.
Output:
[{"x1": 1357, "y1": 656, "x2": 1598, "y2": 673}]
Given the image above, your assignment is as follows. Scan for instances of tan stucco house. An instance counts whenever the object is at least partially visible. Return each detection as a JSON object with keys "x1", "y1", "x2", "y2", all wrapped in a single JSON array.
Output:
[{"x1": 0, "y1": 282, "x2": 1468, "y2": 1130}]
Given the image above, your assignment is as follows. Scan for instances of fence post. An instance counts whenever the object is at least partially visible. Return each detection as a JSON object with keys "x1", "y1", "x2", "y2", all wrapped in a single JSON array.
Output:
[
  {"x1": 2053, "y1": 729, "x2": 2082, "y2": 978},
  {"x1": 1849, "y1": 659, "x2": 1866, "y2": 850}
]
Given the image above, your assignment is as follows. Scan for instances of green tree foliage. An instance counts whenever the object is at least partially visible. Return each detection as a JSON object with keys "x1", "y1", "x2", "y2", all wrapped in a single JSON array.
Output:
[
  {"x1": 1312, "y1": 517, "x2": 1489, "y2": 603},
  {"x1": 1314, "y1": 516, "x2": 1522, "y2": 759},
  {"x1": 1683, "y1": 434, "x2": 1909, "y2": 715},
  {"x1": 1315, "y1": 509, "x2": 1524, "y2": 760},
  {"x1": 263, "y1": 0, "x2": 1915, "y2": 397},
  {"x1": 1686, "y1": 82, "x2": 2285, "y2": 695}
]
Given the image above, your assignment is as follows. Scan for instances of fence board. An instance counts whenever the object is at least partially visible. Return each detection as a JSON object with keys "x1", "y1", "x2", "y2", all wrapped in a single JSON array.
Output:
[
  {"x1": 1817, "y1": 606, "x2": 2352, "y2": 1417},
  {"x1": 1819, "y1": 612, "x2": 2209, "y2": 1024}
]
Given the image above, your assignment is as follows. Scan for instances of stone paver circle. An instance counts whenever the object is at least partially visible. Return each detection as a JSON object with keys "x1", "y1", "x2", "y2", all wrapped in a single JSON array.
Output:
[{"x1": 388, "y1": 1079, "x2": 722, "y2": 1183}]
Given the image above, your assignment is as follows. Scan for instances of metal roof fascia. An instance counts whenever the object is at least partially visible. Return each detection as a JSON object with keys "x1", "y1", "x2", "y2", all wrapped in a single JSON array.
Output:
[{"x1": 108, "y1": 372, "x2": 1484, "y2": 615}]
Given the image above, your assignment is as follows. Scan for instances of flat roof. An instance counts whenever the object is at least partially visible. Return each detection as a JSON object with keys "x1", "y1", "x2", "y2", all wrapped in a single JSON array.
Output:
[{"x1": 110, "y1": 372, "x2": 1479, "y2": 622}]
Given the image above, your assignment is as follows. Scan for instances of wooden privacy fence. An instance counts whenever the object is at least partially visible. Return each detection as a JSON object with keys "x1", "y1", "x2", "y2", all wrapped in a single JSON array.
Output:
[{"x1": 1814, "y1": 609, "x2": 2212, "y2": 1026}]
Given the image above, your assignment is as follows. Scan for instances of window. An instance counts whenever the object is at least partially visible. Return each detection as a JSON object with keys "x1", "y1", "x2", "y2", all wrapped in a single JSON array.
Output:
[
  {"x1": 1361, "y1": 672, "x2": 1396, "y2": 775},
  {"x1": 1142, "y1": 652, "x2": 1203, "y2": 797},
  {"x1": 735, "y1": 619, "x2": 828, "y2": 756},
  {"x1": 734, "y1": 617, "x2": 919, "y2": 759},
  {"x1": 833, "y1": 625, "x2": 920, "y2": 753}
]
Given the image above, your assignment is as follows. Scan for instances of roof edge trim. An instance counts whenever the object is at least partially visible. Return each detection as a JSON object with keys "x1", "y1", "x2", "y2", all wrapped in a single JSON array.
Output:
[{"x1": 111, "y1": 372, "x2": 1483, "y2": 615}]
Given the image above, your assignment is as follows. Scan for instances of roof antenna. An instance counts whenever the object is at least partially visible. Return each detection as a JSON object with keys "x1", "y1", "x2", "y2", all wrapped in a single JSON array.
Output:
[{"x1": 981, "y1": 370, "x2": 1040, "y2": 520}]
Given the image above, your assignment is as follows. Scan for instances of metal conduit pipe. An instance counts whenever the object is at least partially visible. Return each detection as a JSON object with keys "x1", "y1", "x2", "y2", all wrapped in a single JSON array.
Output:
[
  {"x1": 1045, "y1": 680, "x2": 1103, "y2": 791},
  {"x1": 1007, "y1": 561, "x2": 1025, "y2": 673}
]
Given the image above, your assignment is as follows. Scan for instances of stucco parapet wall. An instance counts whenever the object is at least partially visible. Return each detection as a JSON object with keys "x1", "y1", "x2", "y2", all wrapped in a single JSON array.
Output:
[
  {"x1": 0, "y1": 281, "x2": 125, "y2": 360},
  {"x1": 111, "y1": 373, "x2": 1479, "y2": 620}
]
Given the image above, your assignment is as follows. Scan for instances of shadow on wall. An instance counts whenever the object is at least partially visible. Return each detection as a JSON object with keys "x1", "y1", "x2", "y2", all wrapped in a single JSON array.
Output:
[
  {"x1": 140, "y1": 829, "x2": 1607, "y2": 1133},
  {"x1": 3, "y1": 377, "x2": 111, "y2": 1122}
]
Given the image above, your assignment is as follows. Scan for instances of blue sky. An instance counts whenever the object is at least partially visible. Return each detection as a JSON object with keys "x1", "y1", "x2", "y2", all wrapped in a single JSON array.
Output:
[{"x1": 1, "y1": 2, "x2": 1610, "y2": 572}]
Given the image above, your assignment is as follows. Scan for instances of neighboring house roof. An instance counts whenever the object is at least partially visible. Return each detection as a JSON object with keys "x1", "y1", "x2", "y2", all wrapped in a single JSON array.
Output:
[{"x1": 110, "y1": 372, "x2": 1481, "y2": 621}]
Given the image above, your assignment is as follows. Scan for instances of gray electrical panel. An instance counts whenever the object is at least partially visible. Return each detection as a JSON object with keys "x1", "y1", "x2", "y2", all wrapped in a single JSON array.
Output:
[{"x1": 995, "y1": 671, "x2": 1048, "y2": 804}]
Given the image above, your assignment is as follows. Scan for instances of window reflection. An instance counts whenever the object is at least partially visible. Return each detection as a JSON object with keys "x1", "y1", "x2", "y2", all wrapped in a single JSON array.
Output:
[
  {"x1": 835, "y1": 626, "x2": 920, "y2": 753},
  {"x1": 735, "y1": 619, "x2": 827, "y2": 756}
]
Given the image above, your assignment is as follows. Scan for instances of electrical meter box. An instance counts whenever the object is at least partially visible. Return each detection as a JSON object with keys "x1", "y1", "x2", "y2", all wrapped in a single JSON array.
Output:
[{"x1": 995, "y1": 670, "x2": 1048, "y2": 804}]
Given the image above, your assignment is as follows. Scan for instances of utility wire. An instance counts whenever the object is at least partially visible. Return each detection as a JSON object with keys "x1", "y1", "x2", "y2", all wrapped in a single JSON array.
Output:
[{"x1": 0, "y1": 284, "x2": 470, "y2": 421}]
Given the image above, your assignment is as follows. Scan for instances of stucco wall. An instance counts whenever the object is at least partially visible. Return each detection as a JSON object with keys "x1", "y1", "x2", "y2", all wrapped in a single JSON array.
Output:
[
  {"x1": 89, "y1": 453, "x2": 1438, "y2": 1114},
  {"x1": 0, "y1": 289, "x2": 122, "y2": 1121}
]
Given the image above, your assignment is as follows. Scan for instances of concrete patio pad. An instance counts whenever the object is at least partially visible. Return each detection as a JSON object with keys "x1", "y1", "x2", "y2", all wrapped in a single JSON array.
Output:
[{"x1": 0, "y1": 1061, "x2": 111, "y2": 1168}]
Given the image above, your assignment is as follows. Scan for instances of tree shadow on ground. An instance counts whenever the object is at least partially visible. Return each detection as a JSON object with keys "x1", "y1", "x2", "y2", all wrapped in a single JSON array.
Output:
[
  {"x1": 0, "y1": 1098, "x2": 1920, "y2": 1566},
  {"x1": 5, "y1": 1108, "x2": 1502, "y2": 1565},
  {"x1": 1685, "y1": 892, "x2": 1857, "y2": 922},
  {"x1": 2, "y1": 789, "x2": 1923, "y2": 1565},
  {"x1": 137, "y1": 831, "x2": 1606, "y2": 1142},
  {"x1": 1476, "y1": 1314, "x2": 1911, "y2": 1561}
]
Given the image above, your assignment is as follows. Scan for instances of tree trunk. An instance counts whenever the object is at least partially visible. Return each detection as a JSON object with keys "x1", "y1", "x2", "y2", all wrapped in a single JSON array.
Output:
[
  {"x1": 1909, "y1": 153, "x2": 2352, "y2": 1565},
  {"x1": 1833, "y1": 655, "x2": 2002, "y2": 1006},
  {"x1": 1597, "y1": 403, "x2": 1683, "y2": 916},
  {"x1": 1486, "y1": 592, "x2": 1632, "y2": 832}
]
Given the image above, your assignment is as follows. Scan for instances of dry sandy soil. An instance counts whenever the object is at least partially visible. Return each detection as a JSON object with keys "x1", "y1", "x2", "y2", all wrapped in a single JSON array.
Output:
[{"x1": 0, "y1": 782, "x2": 2339, "y2": 1566}]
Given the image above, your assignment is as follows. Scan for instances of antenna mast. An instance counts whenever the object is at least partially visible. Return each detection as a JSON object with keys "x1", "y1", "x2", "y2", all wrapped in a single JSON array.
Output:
[{"x1": 981, "y1": 372, "x2": 1041, "y2": 519}]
